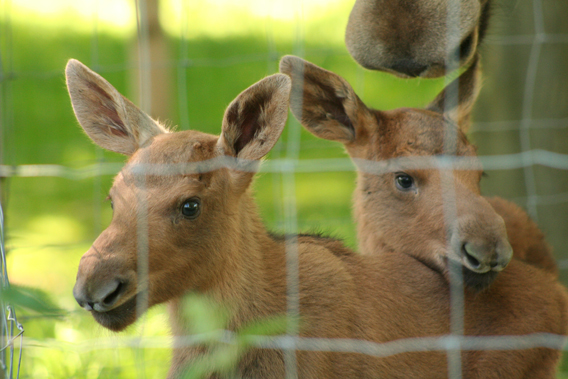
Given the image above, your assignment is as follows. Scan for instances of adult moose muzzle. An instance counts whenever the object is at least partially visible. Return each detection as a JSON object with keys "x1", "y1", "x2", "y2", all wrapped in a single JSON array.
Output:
[{"x1": 345, "y1": 0, "x2": 491, "y2": 77}]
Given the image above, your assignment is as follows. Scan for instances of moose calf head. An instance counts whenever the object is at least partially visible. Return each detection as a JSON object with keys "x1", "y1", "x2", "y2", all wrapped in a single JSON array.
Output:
[
  {"x1": 345, "y1": 0, "x2": 491, "y2": 78},
  {"x1": 67, "y1": 59, "x2": 291, "y2": 331},
  {"x1": 280, "y1": 55, "x2": 512, "y2": 291}
]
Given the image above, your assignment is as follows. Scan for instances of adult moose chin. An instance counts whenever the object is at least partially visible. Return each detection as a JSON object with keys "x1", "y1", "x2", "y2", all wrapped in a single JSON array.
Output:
[{"x1": 345, "y1": 0, "x2": 491, "y2": 78}]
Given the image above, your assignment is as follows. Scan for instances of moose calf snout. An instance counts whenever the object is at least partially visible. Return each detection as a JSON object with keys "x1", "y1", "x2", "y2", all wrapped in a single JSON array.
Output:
[
  {"x1": 461, "y1": 239, "x2": 513, "y2": 274},
  {"x1": 73, "y1": 278, "x2": 126, "y2": 312},
  {"x1": 451, "y1": 214, "x2": 514, "y2": 275},
  {"x1": 73, "y1": 250, "x2": 133, "y2": 313}
]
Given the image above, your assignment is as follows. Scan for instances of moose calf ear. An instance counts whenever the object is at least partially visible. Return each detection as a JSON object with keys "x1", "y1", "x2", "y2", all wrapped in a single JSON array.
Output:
[
  {"x1": 279, "y1": 55, "x2": 371, "y2": 144},
  {"x1": 426, "y1": 54, "x2": 481, "y2": 131},
  {"x1": 218, "y1": 73, "x2": 291, "y2": 161},
  {"x1": 65, "y1": 59, "x2": 168, "y2": 156}
]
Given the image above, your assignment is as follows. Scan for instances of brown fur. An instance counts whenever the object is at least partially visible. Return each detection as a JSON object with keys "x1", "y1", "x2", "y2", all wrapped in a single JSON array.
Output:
[
  {"x1": 345, "y1": 0, "x2": 491, "y2": 77},
  {"x1": 281, "y1": 55, "x2": 568, "y2": 376}
]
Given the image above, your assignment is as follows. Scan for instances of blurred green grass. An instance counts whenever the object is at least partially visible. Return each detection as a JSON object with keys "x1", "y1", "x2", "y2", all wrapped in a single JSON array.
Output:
[{"x1": 4, "y1": 9, "x2": 566, "y2": 379}]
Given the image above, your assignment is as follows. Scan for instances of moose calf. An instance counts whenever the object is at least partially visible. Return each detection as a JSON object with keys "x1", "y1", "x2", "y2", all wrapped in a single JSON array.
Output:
[{"x1": 281, "y1": 54, "x2": 568, "y2": 378}]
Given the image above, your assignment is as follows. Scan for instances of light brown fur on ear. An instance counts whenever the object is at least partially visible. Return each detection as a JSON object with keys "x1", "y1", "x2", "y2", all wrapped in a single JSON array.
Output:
[
  {"x1": 219, "y1": 73, "x2": 291, "y2": 161},
  {"x1": 66, "y1": 59, "x2": 168, "y2": 155},
  {"x1": 427, "y1": 54, "x2": 482, "y2": 131},
  {"x1": 279, "y1": 55, "x2": 373, "y2": 144},
  {"x1": 216, "y1": 73, "x2": 291, "y2": 193}
]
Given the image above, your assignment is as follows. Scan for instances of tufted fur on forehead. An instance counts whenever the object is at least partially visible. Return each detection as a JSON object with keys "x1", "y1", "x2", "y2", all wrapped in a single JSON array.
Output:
[
  {"x1": 129, "y1": 130, "x2": 219, "y2": 166},
  {"x1": 372, "y1": 108, "x2": 477, "y2": 161},
  {"x1": 119, "y1": 131, "x2": 219, "y2": 189}
]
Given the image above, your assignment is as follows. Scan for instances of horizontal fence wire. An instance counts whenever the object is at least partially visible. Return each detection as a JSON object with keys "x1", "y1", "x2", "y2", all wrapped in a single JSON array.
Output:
[
  {"x1": 19, "y1": 332, "x2": 568, "y2": 355},
  {"x1": 2, "y1": 150, "x2": 568, "y2": 177}
]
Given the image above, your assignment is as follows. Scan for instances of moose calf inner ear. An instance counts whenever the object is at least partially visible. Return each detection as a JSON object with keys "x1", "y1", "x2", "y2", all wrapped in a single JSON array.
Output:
[
  {"x1": 219, "y1": 73, "x2": 291, "y2": 162},
  {"x1": 66, "y1": 59, "x2": 167, "y2": 156},
  {"x1": 279, "y1": 55, "x2": 368, "y2": 144},
  {"x1": 223, "y1": 91, "x2": 272, "y2": 156}
]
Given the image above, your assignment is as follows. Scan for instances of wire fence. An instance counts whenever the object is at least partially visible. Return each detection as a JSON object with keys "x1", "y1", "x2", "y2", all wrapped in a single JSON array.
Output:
[
  {"x1": 1, "y1": 0, "x2": 568, "y2": 378},
  {"x1": 0, "y1": 204, "x2": 23, "y2": 379}
]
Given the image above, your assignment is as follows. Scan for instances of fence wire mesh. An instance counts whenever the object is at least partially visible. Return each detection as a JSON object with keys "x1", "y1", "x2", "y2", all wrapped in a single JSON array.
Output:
[
  {"x1": 0, "y1": 204, "x2": 23, "y2": 379},
  {"x1": 1, "y1": 0, "x2": 568, "y2": 377}
]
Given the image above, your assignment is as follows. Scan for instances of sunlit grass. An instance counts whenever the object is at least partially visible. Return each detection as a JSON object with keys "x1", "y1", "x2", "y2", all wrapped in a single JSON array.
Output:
[
  {"x1": 8, "y1": 0, "x2": 349, "y2": 42},
  {"x1": 8, "y1": 0, "x2": 135, "y2": 37}
]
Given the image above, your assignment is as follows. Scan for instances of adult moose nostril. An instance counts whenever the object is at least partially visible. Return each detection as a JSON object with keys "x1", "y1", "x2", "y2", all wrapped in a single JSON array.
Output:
[{"x1": 389, "y1": 59, "x2": 428, "y2": 77}]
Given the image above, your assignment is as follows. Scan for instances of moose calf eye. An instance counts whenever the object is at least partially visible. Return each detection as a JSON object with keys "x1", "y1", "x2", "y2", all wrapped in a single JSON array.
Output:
[
  {"x1": 395, "y1": 173, "x2": 414, "y2": 191},
  {"x1": 181, "y1": 198, "x2": 201, "y2": 219}
]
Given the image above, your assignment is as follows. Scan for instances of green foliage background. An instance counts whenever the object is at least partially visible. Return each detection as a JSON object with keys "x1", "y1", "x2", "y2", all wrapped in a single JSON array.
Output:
[{"x1": 1, "y1": 0, "x2": 567, "y2": 377}]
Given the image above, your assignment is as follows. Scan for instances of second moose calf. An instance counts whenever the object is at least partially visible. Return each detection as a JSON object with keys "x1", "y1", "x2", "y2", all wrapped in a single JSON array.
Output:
[{"x1": 281, "y1": 54, "x2": 568, "y2": 378}]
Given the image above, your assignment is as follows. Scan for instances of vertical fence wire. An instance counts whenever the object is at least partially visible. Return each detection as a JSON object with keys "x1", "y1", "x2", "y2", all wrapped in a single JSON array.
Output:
[
  {"x1": 443, "y1": 2, "x2": 466, "y2": 378},
  {"x1": 0, "y1": 0, "x2": 14, "y2": 207},
  {"x1": 283, "y1": 2, "x2": 306, "y2": 378},
  {"x1": 177, "y1": 0, "x2": 190, "y2": 131},
  {"x1": 90, "y1": 0, "x2": 106, "y2": 239},
  {"x1": 518, "y1": 0, "x2": 545, "y2": 222},
  {"x1": 0, "y1": 205, "x2": 23, "y2": 379},
  {"x1": 0, "y1": 0, "x2": 23, "y2": 377},
  {"x1": 0, "y1": 0, "x2": 7, "y2": 374},
  {"x1": 135, "y1": 1, "x2": 152, "y2": 377},
  {"x1": 266, "y1": 0, "x2": 285, "y2": 231}
]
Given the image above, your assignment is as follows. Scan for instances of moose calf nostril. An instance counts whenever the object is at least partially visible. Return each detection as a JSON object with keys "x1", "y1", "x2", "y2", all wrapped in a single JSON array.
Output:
[
  {"x1": 462, "y1": 244, "x2": 481, "y2": 269},
  {"x1": 465, "y1": 252, "x2": 481, "y2": 269},
  {"x1": 103, "y1": 281, "x2": 123, "y2": 306}
]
